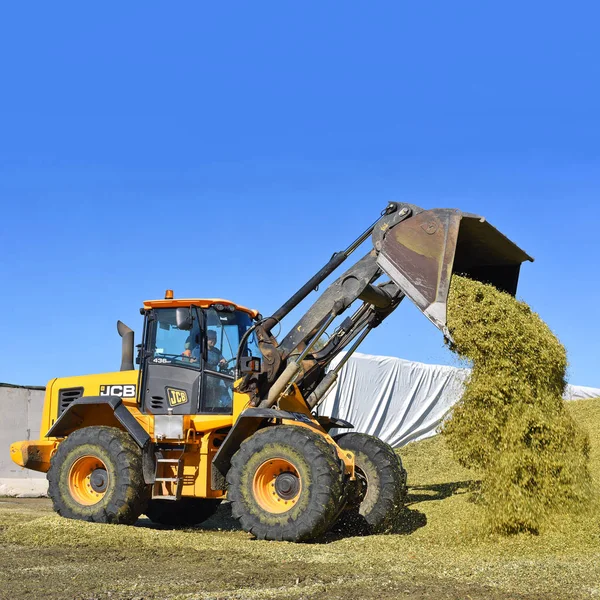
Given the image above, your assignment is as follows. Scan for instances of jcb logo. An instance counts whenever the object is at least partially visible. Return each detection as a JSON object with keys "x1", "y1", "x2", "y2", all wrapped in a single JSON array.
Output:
[
  {"x1": 167, "y1": 388, "x2": 188, "y2": 407},
  {"x1": 99, "y1": 384, "x2": 137, "y2": 398}
]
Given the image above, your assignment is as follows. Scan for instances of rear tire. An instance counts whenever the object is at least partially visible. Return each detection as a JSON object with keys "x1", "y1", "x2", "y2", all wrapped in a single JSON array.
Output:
[
  {"x1": 335, "y1": 433, "x2": 407, "y2": 533},
  {"x1": 227, "y1": 425, "x2": 345, "y2": 542},
  {"x1": 145, "y1": 498, "x2": 221, "y2": 526},
  {"x1": 47, "y1": 426, "x2": 149, "y2": 524}
]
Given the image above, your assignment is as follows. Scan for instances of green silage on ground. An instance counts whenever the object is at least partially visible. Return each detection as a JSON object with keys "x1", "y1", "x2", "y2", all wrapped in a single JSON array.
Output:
[{"x1": 442, "y1": 276, "x2": 591, "y2": 534}]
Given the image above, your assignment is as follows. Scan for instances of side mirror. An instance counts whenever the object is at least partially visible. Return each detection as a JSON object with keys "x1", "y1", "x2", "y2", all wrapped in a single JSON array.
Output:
[
  {"x1": 175, "y1": 307, "x2": 194, "y2": 331},
  {"x1": 239, "y1": 356, "x2": 262, "y2": 374}
]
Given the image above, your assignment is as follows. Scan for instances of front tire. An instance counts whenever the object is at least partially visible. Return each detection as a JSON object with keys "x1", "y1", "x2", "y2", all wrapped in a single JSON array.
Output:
[
  {"x1": 335, "y1": 433, "x2": 407, "y2": 533},
  {"x1": 227, "y1": 425, "x2": 345, "y2": 542},
  {"x1": 145, "y1": 498, "x2": 221, "y2": 526},
  {"x1": 47, "y1": 426, "x2": 148, "y2": 524}
]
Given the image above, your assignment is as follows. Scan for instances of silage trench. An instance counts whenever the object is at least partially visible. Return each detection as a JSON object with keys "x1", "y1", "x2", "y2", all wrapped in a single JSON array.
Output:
[{"x1": 442, "y1": 276, "x2": 591, "y2": 533}]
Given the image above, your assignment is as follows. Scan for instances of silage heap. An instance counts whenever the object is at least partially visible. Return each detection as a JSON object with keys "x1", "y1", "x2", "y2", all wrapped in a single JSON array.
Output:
[{"x1": 442, "y1": 275, "x2": 591, "y2": 534}]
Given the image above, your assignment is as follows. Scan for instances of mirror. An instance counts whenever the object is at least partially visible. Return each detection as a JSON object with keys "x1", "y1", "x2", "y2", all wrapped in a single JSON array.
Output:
[
  {"x1": 135, "y1": 343, "x2": 143, "y2": 365},
  {"x1": 175, "y1": 307, "x2": 194, "y2": 331}
]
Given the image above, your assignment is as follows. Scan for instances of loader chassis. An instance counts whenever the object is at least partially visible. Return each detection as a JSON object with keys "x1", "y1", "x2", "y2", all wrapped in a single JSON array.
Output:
[{"x1": 10, "y1": 202, "x2": 532, "y2": 542}]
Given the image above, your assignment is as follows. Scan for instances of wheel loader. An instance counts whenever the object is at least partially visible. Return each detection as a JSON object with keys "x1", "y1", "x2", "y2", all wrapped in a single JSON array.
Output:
[{"x1": 10, "y1": 202, "x2": 532, "y2": 541}]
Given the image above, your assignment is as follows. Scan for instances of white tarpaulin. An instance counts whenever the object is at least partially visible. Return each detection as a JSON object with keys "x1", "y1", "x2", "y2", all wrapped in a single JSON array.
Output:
[
  {"x1": 319, "y1": 352, "x2": 600, "y2": 448},
  {"x1": 564, "y1": 384, "x2": 600, "y2": 401},
  {"x1": 319, "y1": 353, "x2": 469, "y2": 448}
]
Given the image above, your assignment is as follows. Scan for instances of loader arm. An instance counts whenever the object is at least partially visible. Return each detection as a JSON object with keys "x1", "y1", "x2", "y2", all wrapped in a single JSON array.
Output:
[{"x1": 238, "y1": 202, "x2": 532, "y2": 409}]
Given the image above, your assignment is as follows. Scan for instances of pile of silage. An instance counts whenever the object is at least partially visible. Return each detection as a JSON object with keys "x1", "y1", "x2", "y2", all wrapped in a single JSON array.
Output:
[{"x1": 442, "y1": 276, "x2": 591, "y2": 534}]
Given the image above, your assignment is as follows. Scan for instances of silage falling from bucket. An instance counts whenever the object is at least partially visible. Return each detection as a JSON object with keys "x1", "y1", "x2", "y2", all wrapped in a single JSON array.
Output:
[{"x1": 442, "y1": 276, "x2": 591, "y2": 533}]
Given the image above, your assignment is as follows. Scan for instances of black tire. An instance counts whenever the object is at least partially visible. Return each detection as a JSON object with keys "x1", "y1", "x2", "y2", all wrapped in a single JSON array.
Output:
[
  {"x1": 145, "y1": 498, "x2": 221, "y2": 527},
  {"x1": 47, "y1": 426, "x2": 148, "y2": 525},
  {"x1": 227, "y1": 425, "x2": 345, "y2": 542},
  {"x1": 335, "y1": 432, "x2": 407, "y2": 533}
]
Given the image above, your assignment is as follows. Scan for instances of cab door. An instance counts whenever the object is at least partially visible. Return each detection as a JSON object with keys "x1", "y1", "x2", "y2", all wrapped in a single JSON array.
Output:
[
  {"x1": 140, "y1": 307, "x2": 203, "y2": 415},
  {"x1": 200, "y1": 307, "x2": 238, "y2": 413}
]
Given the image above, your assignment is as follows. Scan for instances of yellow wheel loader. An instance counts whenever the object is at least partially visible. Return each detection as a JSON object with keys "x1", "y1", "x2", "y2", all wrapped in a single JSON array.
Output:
[{"x1": 10, "y1": 202, "x2": 532, "y2": 541}]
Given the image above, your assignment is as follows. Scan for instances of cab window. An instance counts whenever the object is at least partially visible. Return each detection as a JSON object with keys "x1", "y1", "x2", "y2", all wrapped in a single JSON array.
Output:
[
  {"x1": 152, "y1": 308, "x2": 201, "y2": 368},
  {"x1": 204, "y1": 308, "x2": 238, "y2": 373},
  {"x1": 200, "y1": 307, "x2": 258, "y2": 413},
  {"x1": 203, "y1": 307, "x2": 259, "y2": 373}
]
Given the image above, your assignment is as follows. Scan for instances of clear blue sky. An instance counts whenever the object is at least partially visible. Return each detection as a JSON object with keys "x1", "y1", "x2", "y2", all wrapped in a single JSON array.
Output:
[{"x1": 1, "y1": 2, "x2": 599, "y2": 388}]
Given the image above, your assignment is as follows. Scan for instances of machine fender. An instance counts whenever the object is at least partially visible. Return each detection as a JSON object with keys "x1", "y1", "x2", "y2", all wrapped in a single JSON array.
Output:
[
  {"x1": 46, "y1": 396, "x2": 150, "y2": 449},
  {"x1": 211, "y1": 408, "x2": 353, "y2": 490},
  {"x1": 315, "y1": 415, "x2": 354, "y2": 432},
  {"x1": 142, "y1": 444, "x2": 156, "y2": 484}
]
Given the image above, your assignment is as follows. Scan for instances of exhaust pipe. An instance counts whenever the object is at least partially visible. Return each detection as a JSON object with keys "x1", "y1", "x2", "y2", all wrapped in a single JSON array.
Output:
[{"x1": 117, "y1": 321, "x2": 134, "y2": 371}]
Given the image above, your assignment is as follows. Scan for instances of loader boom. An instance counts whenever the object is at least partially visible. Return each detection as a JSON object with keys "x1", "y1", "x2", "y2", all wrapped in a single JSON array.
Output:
[{"x1": 239, "y1": 202, "x2": 532, "y2": 409}]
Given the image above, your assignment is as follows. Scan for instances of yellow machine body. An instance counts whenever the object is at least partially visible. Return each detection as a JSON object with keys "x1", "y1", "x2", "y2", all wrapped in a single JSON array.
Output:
[{"x1": 10, "y1": 353, "x2": 354, "y2": 500}]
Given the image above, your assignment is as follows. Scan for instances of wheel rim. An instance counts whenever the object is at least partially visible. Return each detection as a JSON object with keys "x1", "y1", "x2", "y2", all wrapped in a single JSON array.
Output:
[
  {"x1": 68, "y1": 455, "x2": 109, "y2": 506},
  {"x1": 252, "y1": 458, "x2": 302, "y2": 514}
]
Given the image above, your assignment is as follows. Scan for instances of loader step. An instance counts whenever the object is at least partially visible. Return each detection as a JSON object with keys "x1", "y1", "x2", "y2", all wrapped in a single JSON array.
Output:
[{"x1": 152, "y1": 453, "x2": 184, "y2": 501}]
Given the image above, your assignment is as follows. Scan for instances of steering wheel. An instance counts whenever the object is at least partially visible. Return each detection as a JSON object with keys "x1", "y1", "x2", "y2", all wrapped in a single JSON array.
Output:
[{"x1": 219, "y1": 357, "x2": 237, "y2": 374}]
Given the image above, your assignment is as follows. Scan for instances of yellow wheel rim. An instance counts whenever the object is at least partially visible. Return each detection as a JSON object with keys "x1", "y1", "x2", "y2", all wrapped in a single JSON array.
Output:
[
  {"x1": 252, "y1": 458, "x2": 302, "y2": 514},
  {"x1": 68, "y1": 455, "x2": 109, "y2": 506}
]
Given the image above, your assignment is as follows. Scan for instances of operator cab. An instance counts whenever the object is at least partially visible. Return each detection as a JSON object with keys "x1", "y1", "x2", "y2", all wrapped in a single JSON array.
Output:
[{"x1": 139, "y1": 296, "x2": 261, "y2": 415}]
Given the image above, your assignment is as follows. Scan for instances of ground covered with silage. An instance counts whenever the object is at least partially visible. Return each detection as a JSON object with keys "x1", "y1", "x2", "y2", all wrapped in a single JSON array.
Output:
[
  {"x1": 1, "y1": 398, "x2": 600, "y2": 600},
  {"x1": 442, "y1": 276, "x2": 592, "y2": 533}
]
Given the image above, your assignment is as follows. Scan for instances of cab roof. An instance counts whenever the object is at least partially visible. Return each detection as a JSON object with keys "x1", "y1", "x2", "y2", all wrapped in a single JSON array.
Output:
[{"x1": 142, "y1": 298, "x2": 260, "y2": 319}]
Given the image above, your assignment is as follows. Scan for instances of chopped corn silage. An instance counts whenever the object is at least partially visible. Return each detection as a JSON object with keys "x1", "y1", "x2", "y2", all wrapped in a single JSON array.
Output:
[{"x1": 442, "y1": 276, "x2": 591, "y2": 533}]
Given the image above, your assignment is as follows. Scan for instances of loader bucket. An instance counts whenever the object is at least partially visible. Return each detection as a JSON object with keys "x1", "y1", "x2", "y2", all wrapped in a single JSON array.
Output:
[{"x1": 376, "y1": 208, "x2": 533, "y2": 336}]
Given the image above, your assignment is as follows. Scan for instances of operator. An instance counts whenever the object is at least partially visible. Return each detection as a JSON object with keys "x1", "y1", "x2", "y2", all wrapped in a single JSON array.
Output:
[
  {"x1": 189, "y1": 330, "x2": 227, "y2": 371},
  {"x1": 181, "y1": 327, "x2": 200, "y2": 361},
  {"x1": 206, "y1": 330, "x2": 227, "y2": 370}
]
